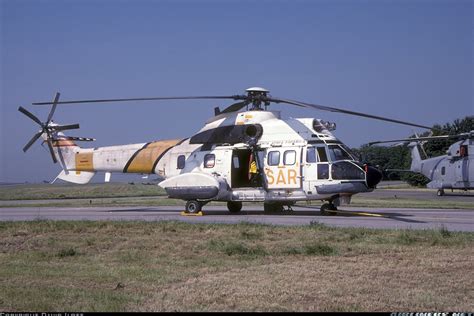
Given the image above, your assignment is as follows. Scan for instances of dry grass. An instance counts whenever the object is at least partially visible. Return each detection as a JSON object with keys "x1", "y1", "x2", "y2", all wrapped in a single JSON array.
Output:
[
  {"x1": 0, "y1": 221, "x2": 472, "y2": 312},
  {"x1": 146, "y1": 249, "x2": 472, "y2": 312}
]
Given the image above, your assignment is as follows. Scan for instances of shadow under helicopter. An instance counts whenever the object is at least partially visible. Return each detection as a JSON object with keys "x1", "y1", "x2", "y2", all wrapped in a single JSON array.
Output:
[
  {"x1": 435, "y1": 192, "x2": 474, "y2": 197},
  {"x1": 105, "y1": 207, "x2": 425, "y2": 224}
]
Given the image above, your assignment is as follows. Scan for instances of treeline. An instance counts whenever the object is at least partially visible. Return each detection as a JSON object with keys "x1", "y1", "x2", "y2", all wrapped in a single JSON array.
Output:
[{"x1": 351, "y1": 116, "x2": 473, "y2": 186}]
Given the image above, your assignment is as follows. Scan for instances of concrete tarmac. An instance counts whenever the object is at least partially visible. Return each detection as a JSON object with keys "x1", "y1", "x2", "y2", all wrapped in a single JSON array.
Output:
[
  {"x1": 358, "y1": 187, "x2": 474, "y2": 202},
  {"x1": 1, "y1": 205, "x2": 473, "y2": 232},
  {"x1": 1, "y1": 187, "x2": 473, "y2": 231}
]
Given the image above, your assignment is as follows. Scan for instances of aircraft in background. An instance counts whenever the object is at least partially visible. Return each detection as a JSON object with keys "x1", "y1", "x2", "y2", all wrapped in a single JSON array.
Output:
[{"x1": 369, "y1": 131, "x2": 473, "y2": 196}]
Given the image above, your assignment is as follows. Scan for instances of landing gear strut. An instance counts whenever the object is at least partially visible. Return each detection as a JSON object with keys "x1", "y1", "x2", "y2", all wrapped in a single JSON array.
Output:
[
  {"x1": 320, "y1": 203, "x2": 337, "y2": 216},
  {"x1": 263, "y1": 203, "x2": 284, "y2": 213}
]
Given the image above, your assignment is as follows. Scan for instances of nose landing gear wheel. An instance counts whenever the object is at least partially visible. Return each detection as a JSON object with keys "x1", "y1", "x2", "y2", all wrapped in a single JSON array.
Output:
[
  {"x1": 320, "y1": 203, "x2": 337, "y2": 216},
  {"x1": 437, "y1": 189, "x2": 445, "y2": 196},
  {"x1": 185, "y1": 200, "x2": 202, "y2": 214}
]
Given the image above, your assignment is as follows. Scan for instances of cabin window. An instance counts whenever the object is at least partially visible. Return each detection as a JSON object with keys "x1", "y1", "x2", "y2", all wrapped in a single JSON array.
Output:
[
  {"x1": 204, "y1": 154, "x2": 215, "y2": 168},
  {"x1": 177, "y1": 155, "x2": 185, "y2": 169},
  {"x1": 306, "y1": 147, "x2": 317, "y2": 163},
  {"x1": 317, "y1": 147, "x2": 328, "y2": 162},
  {"x1": 441, "y1": 166, "x2": 445, "y2": 175},
  {"x1": 268, "y1": 151, "x2": 280, "y2": 166},
  {"x1": 284, "y1": 150, "x2": 296, "y2": 165}
]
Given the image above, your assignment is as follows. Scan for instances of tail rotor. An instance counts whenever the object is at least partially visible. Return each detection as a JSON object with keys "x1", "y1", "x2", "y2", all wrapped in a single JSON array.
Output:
[{"x1": 19, "y1": 92, "x2": 84, "y2": 165}]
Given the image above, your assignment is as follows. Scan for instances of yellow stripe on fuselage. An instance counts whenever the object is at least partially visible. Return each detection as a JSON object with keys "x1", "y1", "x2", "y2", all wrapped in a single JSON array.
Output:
[{"x1": 125, "y1": 139, "x2": 182, "y2": 174}]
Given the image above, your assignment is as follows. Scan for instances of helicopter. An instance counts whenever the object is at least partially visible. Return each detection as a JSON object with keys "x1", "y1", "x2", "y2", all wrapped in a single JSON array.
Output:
[
  {"x1": 369, "y1": 130, "x2": 474, "y2": 196},
  {"x1": 19, "y1": 87, "x2": 436, "y2": 215}
]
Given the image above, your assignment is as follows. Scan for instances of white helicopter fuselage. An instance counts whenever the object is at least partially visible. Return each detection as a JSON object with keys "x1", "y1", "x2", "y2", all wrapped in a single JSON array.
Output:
[{"x1": 52, "y1": 110, "x2": 378, "y2": 206}]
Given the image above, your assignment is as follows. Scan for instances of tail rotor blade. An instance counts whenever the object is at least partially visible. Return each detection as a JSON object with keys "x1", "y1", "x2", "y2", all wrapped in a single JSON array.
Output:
[
  {"x1": 46, "y1": 139, "x2": 58, "y2": 163},
  {"x1": 56, "y1": 144, "x2": 68, "y2": 174},
  {"x1": 62, "y1": 136, "x2": 95, "y2": 142},
  {"x1": 18, "y1": 106, "x2": 43, "y2": 126},
  {"x1": 23, "y1": 131, "x2": 43, "y2": 152},
  {"x1": 52, "y1": 123, "x2": 80, "y2": 132},
  {"x1": 46, "y1": 92, "x2": 61, "y2": 124}
]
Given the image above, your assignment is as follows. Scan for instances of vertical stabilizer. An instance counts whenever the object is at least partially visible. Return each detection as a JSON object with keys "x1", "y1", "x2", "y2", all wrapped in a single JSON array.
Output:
[
  {"x1": 49, "y1": 133, "x2": 80, "y2": 173},
  {"x1": 408, "y1": 142, "x2": 422, "y2": 173}
]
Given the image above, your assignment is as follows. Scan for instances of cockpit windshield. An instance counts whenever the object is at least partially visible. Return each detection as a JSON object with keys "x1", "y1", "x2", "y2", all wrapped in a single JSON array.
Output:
[{"x1": 328, "y1": 145, "x2": 354, "y2": 161}]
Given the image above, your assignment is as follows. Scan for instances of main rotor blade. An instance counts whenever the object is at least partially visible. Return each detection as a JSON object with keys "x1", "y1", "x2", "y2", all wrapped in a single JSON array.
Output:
[
  {"x1": 51, "y1": 123, "x2": 80, "y2": 132},
  {"x1": 368, "y1": 134, "x2": 465, "y2": 146},
  {"x1": 220, "y1": 100, "x2": 249, "y2": 114},
  {"x1": 270, "y1": 97, "x2": 434, "y2": 130},
  {"x1": 46, "y1": 92, "x2": 61, "y2": 124},
  {"x1": 18, "y1": 106, "x2": 43, "y2": 126},
  {"x1": 23, "y1": 131, "x2": 43, "y2": 152},
  {"x1": 32, "y1": 95, "x2": 246, "y2": 105},
  {"x1": 46, "y1": 139, "x2": 58, "y2": 163}
]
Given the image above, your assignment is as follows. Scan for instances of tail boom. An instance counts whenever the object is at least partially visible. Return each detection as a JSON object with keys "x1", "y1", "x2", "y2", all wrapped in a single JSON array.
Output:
[{"x1": 54, "y1": 139, "x2": 184, "y2": 183}]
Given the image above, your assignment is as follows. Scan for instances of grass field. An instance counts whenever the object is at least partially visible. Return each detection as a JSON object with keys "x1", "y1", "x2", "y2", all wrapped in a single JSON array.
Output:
[
  {"x1": 0, "y1": 220, "x2": 472, "y2": 311},
  {"x1": 0, "y1": 183, "x2": 167, "y2": 200}
]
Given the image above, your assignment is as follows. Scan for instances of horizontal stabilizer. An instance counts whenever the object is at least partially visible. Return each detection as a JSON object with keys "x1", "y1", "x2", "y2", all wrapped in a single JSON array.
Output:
[{"x1": 53, "y1": 170, "x2": 96, "y2": 184}]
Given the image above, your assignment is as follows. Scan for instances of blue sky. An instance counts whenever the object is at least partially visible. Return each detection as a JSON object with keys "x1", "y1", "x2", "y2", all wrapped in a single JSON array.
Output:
[{"x1": 1, "y1": 0, "x2": 472, "y2": 182}]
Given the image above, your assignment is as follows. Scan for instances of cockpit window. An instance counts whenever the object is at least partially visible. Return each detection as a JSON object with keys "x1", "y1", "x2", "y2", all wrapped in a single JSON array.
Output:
[
  {"x1": 340, "y1": 144, "x2": 358, "y2": 160},
  {"x1": 328, "y1": 145, "x2": 353, "y2": 161}
]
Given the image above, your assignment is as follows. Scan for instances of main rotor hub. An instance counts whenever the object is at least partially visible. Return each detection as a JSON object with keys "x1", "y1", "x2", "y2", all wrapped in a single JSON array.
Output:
[
  {"x1": 245, "y1": 87, "x2": 270, "y2": 110},
  {"x1": 245, "y1": 87, "x2": 269, "y2": 94}
]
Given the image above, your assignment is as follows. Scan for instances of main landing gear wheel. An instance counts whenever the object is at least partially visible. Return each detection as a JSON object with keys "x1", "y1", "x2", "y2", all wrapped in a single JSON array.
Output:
[
  {"x1": 320, "y1": 203, "x2": 337, "y2": 216},
  {"x1": 437, "y1": 189, "x2": 445, "y2": 196},
  {"x1": 185, "y1": 200, "x2": 202, "y2": 214},
  {"x1": 227, "y1": 201, "x2": 242, "y2": 213}
]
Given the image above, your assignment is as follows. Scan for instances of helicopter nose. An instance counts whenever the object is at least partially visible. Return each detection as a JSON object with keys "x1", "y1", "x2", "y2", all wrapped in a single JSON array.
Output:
[{"x1": 365, "y1": 165, "x2": 383, "y2": 188}]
